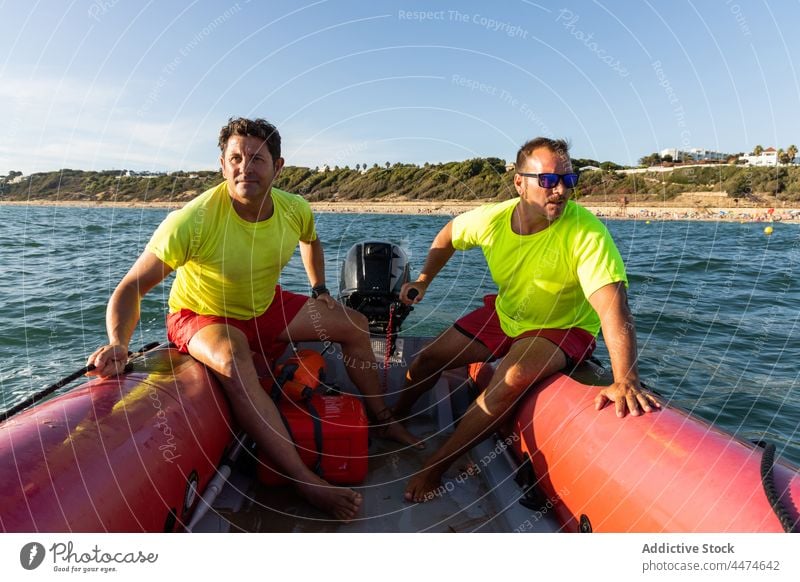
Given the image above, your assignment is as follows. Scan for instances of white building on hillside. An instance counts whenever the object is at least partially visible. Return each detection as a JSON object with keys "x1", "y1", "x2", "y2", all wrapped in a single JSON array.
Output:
[
  {"x1": 659, "y1": 148, "x2": 730, "y2": 162},
  {"x1": 659, "y1": 148, "x2": 682, "y2": 160},
  {"x1": 739, "y1": 148, "x2": 779, "y2": 166}
]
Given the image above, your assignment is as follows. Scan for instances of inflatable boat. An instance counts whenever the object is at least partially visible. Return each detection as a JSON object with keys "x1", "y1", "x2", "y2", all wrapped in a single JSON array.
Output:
[
  {"x1": 471, "y1": 361, "x2": 800, "y2": 533},
  {"x1": 1, "y1": 242, "x2": 798, "y2": 532},
  {"x1": 0, "y1": 347, "x2": 234, "y2": 532}
]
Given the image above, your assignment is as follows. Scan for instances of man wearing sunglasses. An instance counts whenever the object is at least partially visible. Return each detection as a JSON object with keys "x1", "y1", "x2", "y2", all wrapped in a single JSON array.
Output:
[{"x1": 397, "y1": 137, "x2": 659, "y2": 503}]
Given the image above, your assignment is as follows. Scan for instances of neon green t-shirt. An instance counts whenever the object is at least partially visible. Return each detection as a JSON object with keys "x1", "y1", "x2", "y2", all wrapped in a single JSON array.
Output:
[
  {"x1": 451, "y1": 198, "x2": 627, "y2": 337},
  {"x1": 146, "y1": 182, "x2": 317, "y2": 319}
]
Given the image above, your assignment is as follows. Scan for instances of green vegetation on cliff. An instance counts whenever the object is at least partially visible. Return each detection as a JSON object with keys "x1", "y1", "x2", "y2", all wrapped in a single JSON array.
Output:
[
  {"x1": 277, "y1": 158, "x2": 514, "y2": 201},
  {"x1": 0, "y1": 169, "x2": 222, "y2": 203},
  {"x1": 2, "y1": 160, "x2": 800, "y2": 203},
  {"x1": 578, "y1": 165, "x2": 800, "y2": 202}
]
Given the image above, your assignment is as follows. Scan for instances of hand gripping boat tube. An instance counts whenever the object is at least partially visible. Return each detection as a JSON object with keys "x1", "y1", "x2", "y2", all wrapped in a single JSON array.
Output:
[
  {"x1": 0, "y1": 346, "x2": 234, "y2": 532},
  {"x1": 501, "y1": 372, "x2": 800, "y2": 532}
]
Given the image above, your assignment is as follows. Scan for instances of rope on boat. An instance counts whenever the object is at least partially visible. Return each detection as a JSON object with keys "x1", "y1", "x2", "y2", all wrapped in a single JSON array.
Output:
[
  {"x1": 383, "y1": 303, "x2": 395, "y2": 391},
  {"x1": 760, "y1": 442, "x2": 799, "y2": 533}
]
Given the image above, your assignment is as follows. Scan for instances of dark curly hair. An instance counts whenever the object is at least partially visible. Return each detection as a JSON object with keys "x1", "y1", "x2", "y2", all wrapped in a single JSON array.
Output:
[{"x1": 218, "y1": 117, "x2": 281, "y2": 161}]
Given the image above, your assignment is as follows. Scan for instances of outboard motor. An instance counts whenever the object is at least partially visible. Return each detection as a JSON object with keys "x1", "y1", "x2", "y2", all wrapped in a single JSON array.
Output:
[{"x1": 339, "y1": 242, "x2": 413, "y2": 347}]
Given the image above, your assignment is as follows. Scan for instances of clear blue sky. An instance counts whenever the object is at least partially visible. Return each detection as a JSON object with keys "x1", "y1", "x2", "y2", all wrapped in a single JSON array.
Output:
[{"x1": 2, "y1": 0, "x2": 799, "y2": 174}]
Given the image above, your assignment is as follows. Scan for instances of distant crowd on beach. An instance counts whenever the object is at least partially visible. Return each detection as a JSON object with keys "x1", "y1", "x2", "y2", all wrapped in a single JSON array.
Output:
[
  {"x1": 589, "y1": 207, "x2": 800, "y2": 223},
  {"x1": 309, "y1": 201, "x2": 800, "y2": 223}
]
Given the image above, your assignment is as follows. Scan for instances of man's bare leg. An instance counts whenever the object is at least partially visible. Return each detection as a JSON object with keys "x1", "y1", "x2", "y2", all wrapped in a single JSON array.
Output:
[
  {"x1": 280, "y1": 299, "x2": 423, "y2": 449},
  {"x1": 188, "y1": 324, "x2": 362, "y2": 521},
  {"x1": 393, "y1": 326, "x2": 493, "y2": 421},
  {"x1": 404, "y1": 336, "x2": 567, "y2": 502}
]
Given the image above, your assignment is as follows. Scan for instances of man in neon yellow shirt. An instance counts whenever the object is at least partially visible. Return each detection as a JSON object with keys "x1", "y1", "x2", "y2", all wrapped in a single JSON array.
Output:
[
  {"x1": 397, "y1": 137, "x2": 660, "y2": 502},
  {"x1": 87, "y1": 117, "x2": 419, "y2": 521}
]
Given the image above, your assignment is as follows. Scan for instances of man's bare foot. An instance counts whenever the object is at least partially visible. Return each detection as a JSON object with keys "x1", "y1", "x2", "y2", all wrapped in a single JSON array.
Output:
[
  {"x1": 296, "y1": 476, "x2": 362, "y2": 521},
  {"x1": 373, "y1": 407, "x2": 425, "y2": 449},
  {"x1": 381, "y1": 420, "x2": 425, "y2": 450},
  {"x1": 404, "y1": 466, "x2": 446, "y2": 503}
]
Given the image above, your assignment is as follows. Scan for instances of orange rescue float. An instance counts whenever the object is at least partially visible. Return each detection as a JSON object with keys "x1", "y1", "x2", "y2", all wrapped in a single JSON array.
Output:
[{"x1": 256, "y1": 349, "x2": 369, "y2": 486}]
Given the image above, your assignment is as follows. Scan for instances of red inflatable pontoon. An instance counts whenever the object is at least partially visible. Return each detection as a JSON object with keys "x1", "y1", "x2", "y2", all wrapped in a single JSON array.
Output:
[
  {"x1": 469, "y1": 363, "x2": 800, "y2": 533},
  {"x1": 0, "y1": 347, "x2": 234, "y2": 532}
]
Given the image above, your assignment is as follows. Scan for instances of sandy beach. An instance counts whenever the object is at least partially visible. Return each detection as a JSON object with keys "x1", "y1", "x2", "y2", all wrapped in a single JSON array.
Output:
[
  {"x1": 3, "y1": 198, "x2": 799, "y2": 223},
  {"x1": 311, "y1": 200, "x2": 800, "y2": 224}
]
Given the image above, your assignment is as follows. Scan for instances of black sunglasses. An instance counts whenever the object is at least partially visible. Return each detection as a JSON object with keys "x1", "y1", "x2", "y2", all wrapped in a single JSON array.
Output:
[{"x1": 517, "y1": 172, "x2": 580, "y2": 189}]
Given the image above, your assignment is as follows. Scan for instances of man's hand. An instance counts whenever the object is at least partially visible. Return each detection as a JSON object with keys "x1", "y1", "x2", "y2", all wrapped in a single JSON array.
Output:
[
  {"x1": 400, "y1": 281, "x2": 428, "y2": 304},
  {"x1": 86, "y1": 344, "x2": 129, "y2": 378},
  {"x1": 314, "y1": 291, "x2": 337, "y2": 310},
  {"x1": 595, "y1": 380, "x2": 661, "y2": 418}
]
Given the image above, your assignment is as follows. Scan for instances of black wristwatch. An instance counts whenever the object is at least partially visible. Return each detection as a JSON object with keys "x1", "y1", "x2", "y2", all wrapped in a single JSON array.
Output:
[{"x1": 311, "y1": 285, "x2": 330, "y2": 299}]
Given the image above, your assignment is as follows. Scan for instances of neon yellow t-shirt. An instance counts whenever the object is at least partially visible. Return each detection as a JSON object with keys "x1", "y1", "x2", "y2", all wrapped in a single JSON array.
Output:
[
  {"x1": 146, "y1": 182, "x2": 317, "y2": 319},
  {"x1": 451, "y1": 198, "x2": 627, "y2": 337}
]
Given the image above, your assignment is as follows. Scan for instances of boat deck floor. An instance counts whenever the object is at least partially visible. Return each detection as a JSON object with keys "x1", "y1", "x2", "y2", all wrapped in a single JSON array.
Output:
[
  {"x1": 198, "y1": 418, "x2": 515, "y2": 532},
  {"x1": 194, "y1": 337, "x2": 558, "y2": 533}
]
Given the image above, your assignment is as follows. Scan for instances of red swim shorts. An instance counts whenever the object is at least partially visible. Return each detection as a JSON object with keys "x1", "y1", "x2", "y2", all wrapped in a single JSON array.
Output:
[
  {"x1": 166, "y1": 286, "x2": 309, "y2": 362},
  {"x1": 453, "y1": 294, "x2": 596, "y2": 367}
]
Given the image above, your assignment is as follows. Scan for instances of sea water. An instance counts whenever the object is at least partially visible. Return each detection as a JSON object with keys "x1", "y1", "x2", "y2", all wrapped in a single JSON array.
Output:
[{"x1": 1, "y1": 205, "x2": 798, "y2": 465}]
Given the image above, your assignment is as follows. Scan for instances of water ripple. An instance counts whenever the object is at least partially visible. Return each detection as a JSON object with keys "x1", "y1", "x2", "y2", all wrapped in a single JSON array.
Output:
[{"x1": 2, "y1": 207, "x2": 799, "y2": 465}]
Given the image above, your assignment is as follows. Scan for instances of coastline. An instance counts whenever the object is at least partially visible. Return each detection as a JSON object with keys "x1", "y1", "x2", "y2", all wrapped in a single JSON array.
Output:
[
  {"x1": 310, "y1": 200, "x2": 800, "y2": 223},
  {"x1": 0, "y1": 200, "x2": 180, "y2": 209},
  {"x1": 2, "y1": 198, "x2": 798, "y2": 223}
]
